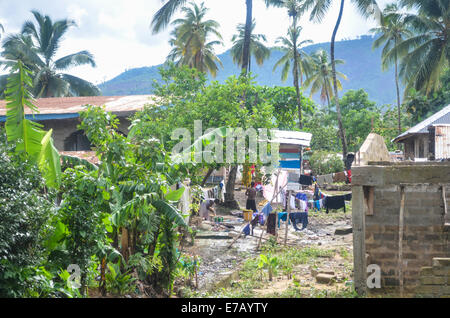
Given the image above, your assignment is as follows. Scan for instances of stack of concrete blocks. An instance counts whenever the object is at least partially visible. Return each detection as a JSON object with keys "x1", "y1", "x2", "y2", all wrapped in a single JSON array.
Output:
[{"x1": 416, "y1": 258, "x2": 450, "y2": 297}]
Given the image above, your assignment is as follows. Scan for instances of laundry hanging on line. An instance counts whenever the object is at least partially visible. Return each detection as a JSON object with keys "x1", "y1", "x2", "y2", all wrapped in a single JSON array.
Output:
[
  {"x1": 299, "y1": 174, "x2": 313, "y2": 186},
  {"x1": 267, "y1": 213, "x2": 277, "y2": 235},
  {"x1": 324, "y1": 195, "x2": 347, "y2": 214}
]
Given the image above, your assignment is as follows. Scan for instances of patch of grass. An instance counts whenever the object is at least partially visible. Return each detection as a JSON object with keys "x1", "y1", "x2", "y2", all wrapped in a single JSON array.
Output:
[
  {"x1": 203, "y1": 245, "x2": 337, "y2": 298},
  {"x1": 338, "y1": 247, "x2": 351, "y2": 260}
]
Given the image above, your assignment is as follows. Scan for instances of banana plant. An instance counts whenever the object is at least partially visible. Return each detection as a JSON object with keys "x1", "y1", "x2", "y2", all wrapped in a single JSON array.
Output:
[{"x1": 4, "y1": 60, "x2": 61, "y2": 188}]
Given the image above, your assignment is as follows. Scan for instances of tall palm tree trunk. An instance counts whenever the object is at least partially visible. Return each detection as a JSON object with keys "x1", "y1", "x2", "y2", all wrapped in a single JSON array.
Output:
[
  {"x1": 292, "y1": 22, "x2": 303, "y2": 130},
  {"x1": 242, "y1": 0, "x2": 253, "y2": 74},
  {"x1": 394, "y1": 38, "x2": 402, "y2": 135},
  {"x1": 224, "y1": 0, "x2": 253, "y2": 209},
  {"x1": 331, "y1": 0, "x2": 348, "y2": 158}
]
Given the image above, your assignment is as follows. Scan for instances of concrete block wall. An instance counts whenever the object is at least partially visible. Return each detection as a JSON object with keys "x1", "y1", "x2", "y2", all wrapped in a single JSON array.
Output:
[
  {"x1": 352, "y1": 162, "x2": 450, "y2": 297},
  {"x1": 416, "y1": 258, "x2": 450, "y2": 297}
]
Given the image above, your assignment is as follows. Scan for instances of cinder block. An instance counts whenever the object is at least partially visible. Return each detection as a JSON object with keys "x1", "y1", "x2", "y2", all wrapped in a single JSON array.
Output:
[
  {"x1": 420, "y1": 267, "x2": 434, "y2": 276},
  {"x1": 432, "y1": 258, "x2": 450, "y2": 267}
]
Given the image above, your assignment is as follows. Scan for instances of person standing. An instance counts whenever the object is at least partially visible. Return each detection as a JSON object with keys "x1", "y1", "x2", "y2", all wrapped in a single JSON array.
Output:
[
  {"x1": 199, "y1": 199, "x2": 216, "y2": 221},
  {"x1": 245, "y1": 181, "x2": 257, "y2": 212}
]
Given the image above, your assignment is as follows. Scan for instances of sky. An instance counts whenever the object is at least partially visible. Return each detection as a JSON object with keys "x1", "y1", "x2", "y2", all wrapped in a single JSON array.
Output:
[{"x1": 0, "y1": 0, "x2": 391, "y2": 85}]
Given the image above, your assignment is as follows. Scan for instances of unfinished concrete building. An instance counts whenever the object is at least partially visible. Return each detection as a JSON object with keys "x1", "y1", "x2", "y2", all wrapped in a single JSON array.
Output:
[{"x1": 352, "y1": 162, "x2": 450, "y2": 297}]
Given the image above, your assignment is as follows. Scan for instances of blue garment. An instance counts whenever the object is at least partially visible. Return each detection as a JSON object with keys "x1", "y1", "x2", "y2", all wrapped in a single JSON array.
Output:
[
  {"x1": 314, "y1": 200, "x2": 321, "y2": 211},
  {"x1": 261, "y1": 203, "x2": 273, "y2": 218},
  {"x1": 295, "y1": 193, "x2": 308, "y2": 202},
  {"x1": 277, "y1": 212, "x2": 308, "y2": 230},
  {"x1": 277, "y1": 212, "x2": 289, "y2": 228},
  {"x1": 243, "y1": 224, "x2": 251, "y2": 236},
  {"x1": 290, "y1": 212, "x2": 308, "y2": 231}
]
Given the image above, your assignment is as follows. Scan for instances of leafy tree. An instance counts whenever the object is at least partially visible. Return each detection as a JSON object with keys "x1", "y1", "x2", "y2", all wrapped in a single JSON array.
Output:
[
  {"x1": 79, "y1": 105, "x2": 189, "y2": 295},
  {"x1": 334, "y1": 89, "x2": 381, "y2": 152},
  {"x1": 257, "y1": 85, "x2": 316, "y2": 130},
  {"x1": 304, "y1": 110, "x2": 341, "y2": 152},
  {"x1": 57, "y1": 167, "x2": 112, "y2": 295},
  {"x1": 395, "y1": 0, "x2": 450, "y2": 96},
  {"x1": 0, "y1": 10, "x2": 99, "y2": 97},
  {"x1": 371, "y1": 3, "x2": 413, "y2": 134},
  {"x1": 132, "y1": 64, "x2": 277, "y2": 208},
  {"x1": 302, "y1": 0, "x2": 381, "y2": 158},
  {"x1": 304, "y1": 49, "x2": 347, "y2": 106},
  {"x1": 230, "y1": 20, "x2": 271, "y2": 72},
  {"x1": 167, "y1": 2, "x2": 223, "y2": 77},
  {"x1": 309, "y1": 151, "x2": 344, "y2": 175},
  {"x1": 403, "y1": 68, "x2": 450, "y2": 124}
]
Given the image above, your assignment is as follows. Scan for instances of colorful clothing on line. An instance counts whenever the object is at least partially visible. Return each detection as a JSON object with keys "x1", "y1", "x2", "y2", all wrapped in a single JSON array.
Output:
[
  {"x1": 261, "y1": 203, "x2": 273, "y2": 219},
  {"x1": 290, "y1": 212, "x2": 308, "y2": 231},
  {"x1": 324, "y1": 195, "x2": 346, "y2": 214},
  {"x1": 299, "y1": 174, "x2": 313, "y2": 186},
  {"x1": 267, "y1": 213, "x2": 277, "y2": 235}
]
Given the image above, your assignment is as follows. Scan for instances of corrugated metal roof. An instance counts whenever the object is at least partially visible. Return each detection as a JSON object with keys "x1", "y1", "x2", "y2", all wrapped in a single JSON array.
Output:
[
  {"x1": 0, "y1": 95, "x2": 154, "y2": 117},
  {"x1": 393, "y1": 104, "x2": 450, "y2": 142},
  {"x1": 271, "y1": 130, "x2": 312, "y2": 147}
]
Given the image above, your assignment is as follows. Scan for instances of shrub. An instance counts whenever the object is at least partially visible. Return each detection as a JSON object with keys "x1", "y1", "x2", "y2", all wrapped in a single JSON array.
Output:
[
  {"x1": 0, "y1": 133, "x2": 55, "y2": 297},
  {"x1": 309, "y1": 151, "x2": 344, "y2": 176}
]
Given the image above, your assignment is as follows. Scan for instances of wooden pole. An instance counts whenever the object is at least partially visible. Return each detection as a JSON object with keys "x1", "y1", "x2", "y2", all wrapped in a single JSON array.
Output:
[
  {"x1": 256, "y1": 184, "x2": 288, "y2": 249},
  {"x1": 284, "y1": 190, "x2": 291, "y2": 246},
  {"x1": 398, "y1": 186, "x2": 405, "y2": 297}
]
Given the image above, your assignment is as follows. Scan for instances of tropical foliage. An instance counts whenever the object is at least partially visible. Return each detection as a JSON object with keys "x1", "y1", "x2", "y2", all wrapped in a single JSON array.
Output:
[
  {"x1": 4, "y1": 60, "x2": 61, "y2": 188},
  {"x1": 230, "y1": 20, "x2": 271, "y2": 71},
  {"x1": 371, "y1": 3, "x2": 413, "y2": 134},
  {"x1": 166, "y1": 2, "x2": 223, "y2": 77},
  {"x1": 395, "y1": 0, "x2": 450, "y2": 95},
  {"x1": 0, "y1": 10, "x2": 99, "y2": 98},
  {"x1": 304, "y1": 49, "x2": 347, "y2": 106}
]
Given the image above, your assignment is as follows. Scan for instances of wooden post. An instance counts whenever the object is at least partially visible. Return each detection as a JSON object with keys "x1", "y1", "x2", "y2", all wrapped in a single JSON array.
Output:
[
  {"x1": 352, "y1": 186, "x2": 367, "y2": 296},
  {"x1": 284, "y1": 190, "x2": 291, "y2": 246},
  {"x1": 398, "y1": 185, "x2": 406, "y2": 297},
  {"x1": 121, "y1": 227, "x2": 129, "y2": 262},
  {"x1": 256, "y1": 177, "x2": 287, "y2": 250}
]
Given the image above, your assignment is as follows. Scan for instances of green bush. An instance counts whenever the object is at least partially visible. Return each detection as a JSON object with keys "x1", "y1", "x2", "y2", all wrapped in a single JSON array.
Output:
[
  {"x1": 309, "y1": 151, "x2": 344, "y2": 176},
  {"x1": 0, "y1": 134, "x2": 56, "y2": 297}
]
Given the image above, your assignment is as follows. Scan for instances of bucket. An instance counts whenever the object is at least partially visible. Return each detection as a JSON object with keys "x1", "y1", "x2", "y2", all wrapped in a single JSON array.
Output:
[{"x1": 243, "y1": 209, "x2": 253, "y2": 222}]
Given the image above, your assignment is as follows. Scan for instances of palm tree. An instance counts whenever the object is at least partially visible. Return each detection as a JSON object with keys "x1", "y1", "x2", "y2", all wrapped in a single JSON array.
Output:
[
  {"x1": 301, "y1": 0, "x2": 381, "y2": 158},
  {"x1": 273, "y1": 26, "x2": 313, "y2": 124},
  {"x1": 267, "y1": 0, "x2": 310, "y2": 130},
  {"x1": 167, "y1": 2, "x2": 223, "y2": 77},
  {"x1": 304, "y1": 49, "x2": 347, "y2": 106},
  {"x1": 230, "y1": 20, "x2": 271, "y2": 71},
  {"x1": 393, "y1": 0, "x2": 450, "y2": 96},
  {"x1": 370, "y1": 3, "x2": 413, "y2": 135},
  {"x1": 0, "y1": 11, "x2": 99, "y2": 98}
]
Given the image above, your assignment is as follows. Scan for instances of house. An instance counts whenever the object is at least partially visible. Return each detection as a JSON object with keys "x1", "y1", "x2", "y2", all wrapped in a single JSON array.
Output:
[
  {"x1": 393, "y1": 104, "x2": 450, "y2": 161},
  {"x1": 0, "y1": 95, "x2": 153, "y2": 151}
]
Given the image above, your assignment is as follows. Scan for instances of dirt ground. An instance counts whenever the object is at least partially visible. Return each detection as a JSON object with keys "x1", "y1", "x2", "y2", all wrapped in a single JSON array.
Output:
[{"x1": 178, "y1": 186, "x2": 355, "y2": 298}]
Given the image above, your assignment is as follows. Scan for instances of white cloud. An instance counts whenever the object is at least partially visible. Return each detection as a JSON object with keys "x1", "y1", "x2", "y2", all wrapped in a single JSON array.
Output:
[{"x1": 0, "y1": 0, "x2": 393, "y2": 84}]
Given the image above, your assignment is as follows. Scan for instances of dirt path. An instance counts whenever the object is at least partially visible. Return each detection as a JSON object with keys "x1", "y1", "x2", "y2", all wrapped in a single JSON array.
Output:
[{"x1": 178, "y1": 188, "x2": 355, "y2": 298}]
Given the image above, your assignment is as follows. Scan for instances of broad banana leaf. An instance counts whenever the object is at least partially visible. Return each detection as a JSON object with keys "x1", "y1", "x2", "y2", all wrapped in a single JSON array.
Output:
[
  {"x1": 61, "y1": 154, "x2": 99, "y2": 171},
  {"x1": 38, "y1": 129, "x2": 62, "y2": 188},
  {"x1": 152, "y1": 200, "x2": 187, "y2": 228},
  {"x1": 4, "y1": 61, "x2": 61, "y2": 188}
]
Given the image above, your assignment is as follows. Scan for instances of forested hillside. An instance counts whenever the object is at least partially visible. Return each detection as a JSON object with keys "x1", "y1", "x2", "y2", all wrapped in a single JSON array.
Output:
[{"x1": 100, "y1": 35, "x2": 398, "y2": 106}]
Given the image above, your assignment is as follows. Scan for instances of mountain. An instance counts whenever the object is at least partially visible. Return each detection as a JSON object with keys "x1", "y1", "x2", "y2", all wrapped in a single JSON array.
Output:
[{"x1": 99, "y1": 35, "x2": 399, "y2": 107}]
